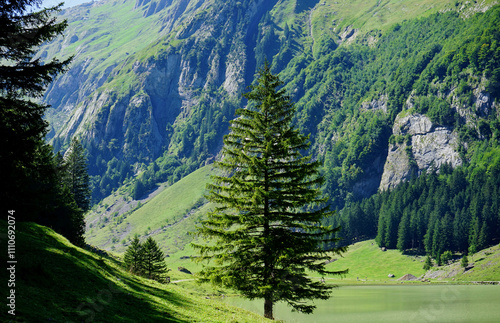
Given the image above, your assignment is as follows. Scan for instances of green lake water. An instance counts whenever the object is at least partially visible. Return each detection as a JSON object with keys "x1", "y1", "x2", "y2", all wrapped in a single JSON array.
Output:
[{"x1": 222, "y1": 285, "x2": 500, "y2": 322}]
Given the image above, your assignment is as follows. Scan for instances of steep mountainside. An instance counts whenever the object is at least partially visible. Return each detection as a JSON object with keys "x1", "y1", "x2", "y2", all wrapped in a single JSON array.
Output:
[{"x1": 41, "y1": 0, "x2": 500, "y2": 207}]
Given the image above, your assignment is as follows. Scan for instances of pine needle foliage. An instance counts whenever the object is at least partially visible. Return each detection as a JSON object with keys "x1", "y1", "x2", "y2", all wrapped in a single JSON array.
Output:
[
  {"x1": 423, "y1": 255, "x2": 433, "y2": 270},
  {"x1": 64, "y1": 138, "x2": 91, "y2": 212},
  {"x1": 123, "y1": 236, "x2": 169, "y2": 282},
  {"x1": 193, "y1": 64, "x2": 347, "y2": 320},
  {"x1": 124, "y1": 235, "x2": 145, "y2": 275},
  {"x1": 142, "y1": 237, "x2": 169, "y2": 281},
  {"x1": 461, "y1": 255, "x2": 469, "y2": 268},
  {"x1": 1, "y1": 1, "x2": 71, "y2": 217}
]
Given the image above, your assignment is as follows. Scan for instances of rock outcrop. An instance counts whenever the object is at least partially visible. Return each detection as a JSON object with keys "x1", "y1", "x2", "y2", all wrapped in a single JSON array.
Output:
[
  {"x1": 361, "y1": 94, "x2": 388, "y2": 113},
  {"x1": 397, "y1": 274, "x2": 418, "y2": 281},
  {"x1": 379, "y1": 113, "x2": 462, "y2": 191}
]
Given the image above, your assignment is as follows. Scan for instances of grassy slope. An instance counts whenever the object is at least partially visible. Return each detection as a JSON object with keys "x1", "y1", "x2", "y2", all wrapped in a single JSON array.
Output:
[
  {"x1": 86, "y1": 165, "x2": 214, "y2": 255},
  {"x1": 428, "y1": 243, "x2": 500, "y2": 282},
  {"x1": 330, "y1": 0, "x2": 498, "y2": 32},
  {"x1": 318, "y1": 239, "x2": 500, "y2": 284},
  {"x1": 311, "y1": 0, "x2": 491, "y2": 36},
  {"x1": 0, "y1": 220, "x2": 269, "y2": 323},
  {"x1": 49, "y1": 0, "x2": 163, "y2": 73},
  {"x1": 322, "y1": 240, "x2": 428, "y2": 283}
]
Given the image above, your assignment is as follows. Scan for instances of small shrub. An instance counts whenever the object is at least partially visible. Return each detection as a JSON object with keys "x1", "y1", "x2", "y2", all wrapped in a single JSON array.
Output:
[
  {"x1": 423, "y1": 255, "x2": 433, "y2": 270},
  {"x1": 441, "y1": 251, "x2": 453, "y2": 265},
  {"x1": 461, "y1": 255, "x2": 469, "y2": 268}
]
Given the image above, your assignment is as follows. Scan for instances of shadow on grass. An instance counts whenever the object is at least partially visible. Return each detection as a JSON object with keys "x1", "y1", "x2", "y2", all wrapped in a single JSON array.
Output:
[
  {"x1": 295, "y1": 0, "x2": 320, "y2": 13},
  {"x1": 402, "y1": 249, "x2": 427, "y2": 256},
  {"x1": 0, "y1": 221, "x2": 193, "y2": 322}
]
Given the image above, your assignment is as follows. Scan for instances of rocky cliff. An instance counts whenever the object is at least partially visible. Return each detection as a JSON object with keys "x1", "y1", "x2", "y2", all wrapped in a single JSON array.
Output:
[
  {"x1": 47, "y1": 0, "x2": 275, "y2": 164},
  {"x1": 380, "y1": 113, "x2": 462, "y2": 191}
]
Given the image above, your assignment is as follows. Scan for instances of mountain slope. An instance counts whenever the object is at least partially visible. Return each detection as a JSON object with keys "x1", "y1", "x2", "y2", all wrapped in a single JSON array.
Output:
[
  {"x1": 85, "y1": 164, "x2": 212, "y2": 254},
  {"x1": 0, "y1": 220, "x2": 269, "y2": 322},
  {"x1": 40, "y1": 0, "x2": 500, "y2": 205}
]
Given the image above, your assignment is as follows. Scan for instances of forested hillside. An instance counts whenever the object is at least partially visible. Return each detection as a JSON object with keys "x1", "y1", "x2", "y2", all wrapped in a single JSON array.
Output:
[
  {"x1": 328, "y1": 145, "x2": 500, "y2": 259},
  {"x1": 38, "y1": 0, "x2": 500, "y2": 255}
]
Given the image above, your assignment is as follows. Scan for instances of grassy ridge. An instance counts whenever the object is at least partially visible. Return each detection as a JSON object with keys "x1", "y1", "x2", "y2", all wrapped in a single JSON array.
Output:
[
  {"x1": 0, "y1": 220, "x2": 269, "y2": 322},
  {"x1": 311, "y1": 0, "x2": 492, "y2": 37},
  {"x1": 86, "y1": 165, "x2": 213, "y2": 255}
]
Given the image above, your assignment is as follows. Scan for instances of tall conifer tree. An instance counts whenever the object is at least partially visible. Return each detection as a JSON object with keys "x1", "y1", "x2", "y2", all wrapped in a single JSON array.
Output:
[
  {"x1": 0, "y1": 1, "x2": 87, "y2": 246},
  {"x1": 194, "y1": 64, "x2": 347, "y2": 319},
  {"x1": 64, "y1": 137, "x2": 91, "y2": 212},
  {"x1": 0, "y1": 1, "x2": 71, "y2": 217}
]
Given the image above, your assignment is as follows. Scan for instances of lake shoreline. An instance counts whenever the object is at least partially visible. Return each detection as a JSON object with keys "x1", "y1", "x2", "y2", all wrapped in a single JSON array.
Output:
[{"x1": 327, "y1": 280, "x2": 500, "y2": 286}]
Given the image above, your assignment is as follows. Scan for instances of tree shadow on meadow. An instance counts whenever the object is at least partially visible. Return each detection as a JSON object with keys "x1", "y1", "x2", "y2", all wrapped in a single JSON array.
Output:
[{"x1": 0, "y1": 221, "x2": 193, "y2": 322}]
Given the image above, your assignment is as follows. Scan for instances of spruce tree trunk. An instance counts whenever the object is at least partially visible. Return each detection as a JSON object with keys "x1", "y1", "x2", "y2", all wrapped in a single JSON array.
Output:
[
  {"x1": 264, "y1": 297, "x2": 274, "y2": 320},
  {"x1": 264, "y1": 164, "x2": 273, "y2": 320}
]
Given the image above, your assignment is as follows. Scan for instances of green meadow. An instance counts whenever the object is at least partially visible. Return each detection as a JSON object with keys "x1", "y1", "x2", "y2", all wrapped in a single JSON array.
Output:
[
  {"x1": 0, "y1": 220, "x2": 269, "y2": 322},
  {"x1": 86, "y1": 165, "x2": 214, "y2": 255},
  {"x1": 320, "y1": 239, "x2": 427, "y2": 283}
]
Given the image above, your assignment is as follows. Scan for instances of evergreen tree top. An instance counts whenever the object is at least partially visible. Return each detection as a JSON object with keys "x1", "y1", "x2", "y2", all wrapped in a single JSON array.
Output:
[{"x1": 0, "y1": 1, "x2": 70, "y2": 97}]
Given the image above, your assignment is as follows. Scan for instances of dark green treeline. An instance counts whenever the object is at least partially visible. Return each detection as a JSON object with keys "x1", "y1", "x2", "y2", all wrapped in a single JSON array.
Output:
[{"x1": 327, "y1": 144, "x2": 500, "y2": 260}]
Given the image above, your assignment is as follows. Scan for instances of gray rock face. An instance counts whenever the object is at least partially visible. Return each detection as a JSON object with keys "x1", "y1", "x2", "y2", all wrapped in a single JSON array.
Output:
[
  {"x1": 339, "y1": 25, "x2": 358, "y2": 43},
  {"x1": 47, "y1": 0, "x2": 272, "y2": 170},
  {"x1": 411, "y1": 126, "x2": 461, "y2": 170},
  {"x1": 379, "y1": 142, "x2": 414, "y2": 192},
  {"x1": 379, "y1": 113, "x2": 462, "y2": 191},
  {"x1": 395, "y1": 113, "x2": 433, "y2": 136},
  {"x1": 361, "y1": 94, "x2": 388, "y2": 113}
]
